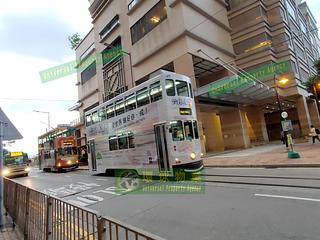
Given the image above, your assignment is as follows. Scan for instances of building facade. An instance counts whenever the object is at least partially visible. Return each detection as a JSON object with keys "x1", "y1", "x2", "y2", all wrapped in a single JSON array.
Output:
[{"x1": 72, "y1": 0, "x2": 320, "y2": 154}]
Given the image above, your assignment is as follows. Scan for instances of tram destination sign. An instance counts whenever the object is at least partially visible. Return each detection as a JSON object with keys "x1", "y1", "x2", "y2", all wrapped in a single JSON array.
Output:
[{"x1": 208, "y1": 60, "x2": 290, "y2": 97}]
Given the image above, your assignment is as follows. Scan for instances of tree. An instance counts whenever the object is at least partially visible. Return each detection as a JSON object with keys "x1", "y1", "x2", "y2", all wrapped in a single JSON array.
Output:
[
  {"x1": 304, "y1": 58, "x2": 320, "y2": 95},
  {"x1": 68, "y1": 33, "x2": 82, "y2": 50}
]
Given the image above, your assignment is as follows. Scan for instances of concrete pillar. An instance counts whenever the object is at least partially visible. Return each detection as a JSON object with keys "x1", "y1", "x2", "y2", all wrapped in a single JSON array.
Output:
[
  {"x1": 307, "y1": 100, "x2": 320, "y2": 128},
  {"x1": 219, "y1": 108, "x2": 251, "y2": 150},
  {"x1": 296, "y1": 96, "x2": 311, "y2": 136},
  {"x1": 245, "y1": 107, "x2": 269, "y2": 143},
  {"x1": 173, "y1": 53, "x2": 197, "y2": 88}
]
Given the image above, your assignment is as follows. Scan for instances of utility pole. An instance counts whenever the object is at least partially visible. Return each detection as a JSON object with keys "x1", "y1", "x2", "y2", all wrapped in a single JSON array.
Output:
[{"x1": 0, "y1": 121, "x2": 7, "y2": 228}]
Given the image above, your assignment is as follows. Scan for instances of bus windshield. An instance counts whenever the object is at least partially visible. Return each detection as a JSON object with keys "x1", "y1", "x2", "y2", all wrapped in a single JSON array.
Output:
[
  {"x1": 4, "y1": 155, "x2": 27, "y2": 166},
  {"x1": 58, "y1": 147, "x2": 77, "y2": 156}
]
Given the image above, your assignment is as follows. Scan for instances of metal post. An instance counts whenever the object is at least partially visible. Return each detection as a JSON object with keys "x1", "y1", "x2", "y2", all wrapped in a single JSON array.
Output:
[
  {"x1": 0, "y1": 121, "x2": 5, "y2": 228},
  {"x1": 47, "y1": 112, "x2": 50, "y2": 134},
  {"x1": 273, "y1": 75, "x2": 288, "y2": 148},
  {"x1": 122, "y1": 51, "x2": 134, "y2": 88},
  {"x1": 46, "y1": 197, "x2": 53, "y2": 240}
]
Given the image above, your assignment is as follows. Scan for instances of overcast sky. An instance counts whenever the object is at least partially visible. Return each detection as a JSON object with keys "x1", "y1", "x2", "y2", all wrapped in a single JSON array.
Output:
[{"x1": 0, "y1": 0, "x2": 319, "y2": 155}]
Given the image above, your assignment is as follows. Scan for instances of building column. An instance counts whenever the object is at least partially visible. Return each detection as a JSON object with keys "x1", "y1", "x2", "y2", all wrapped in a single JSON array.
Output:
[
  {"x1": 173, "y1": 53, "x2": 197, "y2": 88},
  {"x1": 296, "y1": 96, "x2": 311, "y2": 136},
  {"x1": 245, "y1": 107, "x2": 269, "y2": 143},
  {"x1": 307, "y1": 99, "x2": 320, "y2": 128},
  {"x1": 219, "y1": 108, "x2": 251, "y2": 150}
]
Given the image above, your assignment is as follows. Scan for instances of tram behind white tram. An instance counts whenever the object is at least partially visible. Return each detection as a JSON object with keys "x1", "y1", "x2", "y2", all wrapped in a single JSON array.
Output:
[{"x1": 85, "y1": 70, "x2": 203, "y2": 176}]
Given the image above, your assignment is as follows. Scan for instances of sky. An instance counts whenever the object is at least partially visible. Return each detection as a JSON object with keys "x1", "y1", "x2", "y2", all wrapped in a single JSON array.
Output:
[
  {"x1": 0, "y1": 0, "x2": 92, "y2": 155},
  {"x1": 0, "y1": 0, "x2": 319, "y2": 156}
]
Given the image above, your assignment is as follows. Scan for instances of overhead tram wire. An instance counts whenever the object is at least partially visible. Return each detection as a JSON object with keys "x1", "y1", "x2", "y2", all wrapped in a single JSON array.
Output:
[{"x1": 0, "y1": 98, "x2": 77, "y2": 102}]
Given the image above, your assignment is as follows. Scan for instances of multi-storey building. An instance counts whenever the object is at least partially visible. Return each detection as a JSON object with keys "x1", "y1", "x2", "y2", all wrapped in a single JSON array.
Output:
[{"x1": 71, "y1": 0, "x2": 320, "y2": 154}]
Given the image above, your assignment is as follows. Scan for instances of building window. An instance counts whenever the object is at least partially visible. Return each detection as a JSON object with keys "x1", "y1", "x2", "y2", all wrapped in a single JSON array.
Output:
[
  {"x1": 233, "y1": 33, "x2": 272, "y2": 55},
  {"x1": 81, "y1": 61, "x2": 96, "y2": 84},
  {"x1": 99, "y1": 15, "x2": 120, "y2": 40},
  {"x1": 128, "y1": 0, "x2": 141, "y2": 11},
  {"x1": 287, "y1": 0, "x2": 296, "y2": 20},
  {"x1": 130, "y1": 0, "x2": 167, "y2": 44}
]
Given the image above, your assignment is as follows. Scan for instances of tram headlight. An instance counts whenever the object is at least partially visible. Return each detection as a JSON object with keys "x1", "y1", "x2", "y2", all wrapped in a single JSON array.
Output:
[
  {"x1": 58, "y1": 162, "x2": 61, "y2": 167},
  {"x1": 201, "y1": 153, "x2": 204, "y2": 158},
  {"x1": 175, "y1": 158, "x2": 181, "y2": 164},
  {"x1": 24, "y1": 167, "x2": 31, "y2": 172},
  {"x1": 190, "y1": 152, "x2": 196, "y2": 160},
  {"x1": 67, "y1": 160, "x2": 72, "y2": 165},
  {"x1": 2, "y1": 169, "x2": 10, "y2": 177}
]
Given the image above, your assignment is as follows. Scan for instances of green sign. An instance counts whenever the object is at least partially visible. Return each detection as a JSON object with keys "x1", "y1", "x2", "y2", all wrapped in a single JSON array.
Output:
[
  {"x1": 39, "y1": 45, "x2": 124, "y2": 83},
  {"x1": 208, "y1": 60, "x2": 290, "y2": 97}
]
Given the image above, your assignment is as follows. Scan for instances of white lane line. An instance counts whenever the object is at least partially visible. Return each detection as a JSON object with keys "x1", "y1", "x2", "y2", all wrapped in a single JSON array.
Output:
[
  {"x1": 96, "y1": 178, "x2": 110, "y2": 182},
  {"x1": 255, "y1": 193, "x2": 320, "y2": 202}
]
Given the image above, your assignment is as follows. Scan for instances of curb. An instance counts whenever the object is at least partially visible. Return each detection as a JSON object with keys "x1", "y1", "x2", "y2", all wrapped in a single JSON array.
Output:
[{"x1": 204, "y1": 164, "x2": 320, "y2": 168}]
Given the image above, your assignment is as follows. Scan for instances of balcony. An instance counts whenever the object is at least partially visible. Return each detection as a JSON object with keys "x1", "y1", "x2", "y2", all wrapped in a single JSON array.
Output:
[{"x1": 70, "y1": 116, "x2": 85, "y2": 127}]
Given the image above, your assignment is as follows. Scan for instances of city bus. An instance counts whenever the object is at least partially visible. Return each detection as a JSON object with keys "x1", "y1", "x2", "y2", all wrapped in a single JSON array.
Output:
[
  {"x1": 38, "y1": 126, "x2": 79, "y2": 172},
  {"x1": 85, "y1": 70, "x2": 203, "y2": 176},
  {"x1": 3, "y1": 151, "x2": 30, "y2": 178}
]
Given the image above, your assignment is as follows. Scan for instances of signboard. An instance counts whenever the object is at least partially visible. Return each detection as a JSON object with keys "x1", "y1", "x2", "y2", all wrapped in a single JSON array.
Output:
[
  {"x1": 179, "y1": 108, "x2": 192, "y2": 115},
  {"x1": 281, "y1": 120, "x2": 293, "y2": 131},
  {"x1": 208, "y1": 60, "x2": 290, "y2": 97},
  {"x1": 10, "y1": 151, "x2": 23, "y2": 157}
]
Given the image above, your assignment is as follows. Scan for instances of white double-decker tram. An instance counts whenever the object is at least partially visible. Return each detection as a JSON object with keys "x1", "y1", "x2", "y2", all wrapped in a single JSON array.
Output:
[{"x1": 85, "y1": 70, "x2": 203, "y2": 176}]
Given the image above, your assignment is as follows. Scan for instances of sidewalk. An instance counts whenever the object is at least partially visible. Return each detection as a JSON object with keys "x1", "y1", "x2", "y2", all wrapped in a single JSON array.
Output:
[
  {"x1": 0, "y1": 215, "x2": 23, "y2": 240},
  {"x1": 203, "y1": 141, "x2": 320, "y2": 168}
]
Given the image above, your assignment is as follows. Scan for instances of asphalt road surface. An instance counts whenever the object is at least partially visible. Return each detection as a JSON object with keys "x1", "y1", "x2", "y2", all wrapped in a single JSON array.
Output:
[{"x1": 11, "y1": 167, "x2": 320, "y2": 240}]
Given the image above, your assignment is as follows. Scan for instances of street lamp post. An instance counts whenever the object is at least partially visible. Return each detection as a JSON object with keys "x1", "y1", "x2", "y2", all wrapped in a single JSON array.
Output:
[
  {"x1": 33, "y1": 110, "x2": 50, "y2": 132},
  {"x1": 273, "y1": 75, "x2": 289, "y2": 148}
]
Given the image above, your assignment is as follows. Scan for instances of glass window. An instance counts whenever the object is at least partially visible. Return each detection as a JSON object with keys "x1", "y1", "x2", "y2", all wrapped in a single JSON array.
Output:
[
  {"x1": 166, "y1": 79, "x2": 175, "y2": 96},
  {"x1": 125, "y1": 94, "x2": 137, "y2": 111},
  {"x1": 189, "y1": 83, "x2": 193, "y2": 98},
  {"x1": 106, "y1": 104, "x2": 115, "y2": 119},
  {"x1": 150, "y1": 81, "x2": 162, "y2": 102},
  {"x1": 99, "y1": 15, "x2": 119, "y2": 40},
  {"x1": 136, "y1": 87, "x2": 150, "y2": 107},
  {"x1": 184, "y1": 121, "x2": 194, "y2": 140},
  {"x1": 98, "y1": 107, "x2": 106, "y2": 121},
  {"x1": 92, "y1": 111, "x2": 99, "y2": 124},
  {"x1": 170, "y1": 120, "x2": 185, "y2": 141},
  {"x1": 109, "y1": 136, "x2": 118, "y2": 151},
  {"x1": 118, "y1": 134, "x2": 128, "y2": 150},
  {"x1": 176, "y1": 80, "x2": 189, "y2": 97},
  {"x1": 130, "y1": 0, "x2": 167, "y2": 44},
  {"x1": 193, "y1": 121, "x2": 199, "y2": 139},
  {"x1": 287, "y1": 1, "x2": 296, "y2": 20},
  {"x1": 115, "y1": 99, "x2": 125, "y2": 116},
  {"x1": 81, "y1": 61, "x2": 96, "y2": 85},
  {"x1": 86, "y1": 115, "x2": 92, "y2": 126},
  {"x1": 128, "y1": 132, "x2": 135, "y2": 148}
]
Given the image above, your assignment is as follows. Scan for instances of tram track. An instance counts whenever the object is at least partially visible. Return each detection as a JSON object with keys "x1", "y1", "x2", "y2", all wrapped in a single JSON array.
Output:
[{"x1": 200, "y1": 173, "x2": 320, "y2": 190}]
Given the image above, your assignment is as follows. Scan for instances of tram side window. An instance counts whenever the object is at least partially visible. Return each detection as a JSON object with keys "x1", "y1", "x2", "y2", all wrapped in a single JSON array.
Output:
[
  {"x1": 92, "y1": 111, "x2": 99, "y2": 124},
  {"x1": 184, "y1": 121, "x2": 194, "y2": 140},
  {"x1": 137, "y1": 87, "x2": 150, "y2": 107},
  {"x1": 128, "y1": 132, "x2": 135, "y2": 148},
  {"x1": 86, "y1": 115, "x2": 92, "y2": 126},
  {"x1": 125, "y1": 94, "x2": 137, "y2": 111},
  {"x1": 193, "y1": 121, "x2": 199, "y2": 139},
  {"x1": 106, "y1": 104, "x2": 115, "y2": 119},
  {"x1": 166, "y1": 79, "x2": 175, "y2": 96},
  {"x1": 118, "y1": 134, "x2": 128, "y2": 150},
  {"x1": 99, "y1": 107, "x2": 107, "y2": 121},
  {"x1": 150, "y1": 81, "x2": 162, "y2": 102},
  {"x1": 170, "y1": 120, "x2": 185, "y2": 141},
  {"x1": 176, "y1": 80, "x2": 189, "y2": 97},
  {"x1": 115, "y1": 99, "x2": 125, "y2": 116},
  {"x1": 189, "y1": 83, "x2": 193, "y2": 98},
  {"x1": 109, "y1": 136, "x2": 118, "y2": 151}
]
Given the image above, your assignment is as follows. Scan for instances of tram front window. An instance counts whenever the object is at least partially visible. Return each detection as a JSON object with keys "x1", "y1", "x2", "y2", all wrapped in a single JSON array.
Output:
[
  {"x1": 170, "y1": 120, "x2": 185, "y2": 141},
  {"x1": 184, "y1": 121, "x2": 194, "y2": 140},
  {"x1": 58, "y1": 147, "x2": 77, "y2": 156}
]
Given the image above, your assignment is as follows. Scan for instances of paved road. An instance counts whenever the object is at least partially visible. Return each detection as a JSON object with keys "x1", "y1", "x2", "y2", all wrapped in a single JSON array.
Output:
[{"x1": 11, "y1": 167, "x2": 320, "y2": 240}]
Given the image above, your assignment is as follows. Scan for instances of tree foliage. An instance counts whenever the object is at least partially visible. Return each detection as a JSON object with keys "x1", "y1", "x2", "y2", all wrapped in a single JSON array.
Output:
[
  {"x1": 68, "y1": 33, "x2": 82, "y2": 50},
  {"x1": 304, "y1": 58, "x2": 320, "y2": 94}
]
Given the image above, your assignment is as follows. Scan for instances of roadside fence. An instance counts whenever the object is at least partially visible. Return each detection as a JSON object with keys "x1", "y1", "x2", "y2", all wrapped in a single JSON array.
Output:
[{"x1": 3, "y1": 178, "x2": 165, "y2": 240}]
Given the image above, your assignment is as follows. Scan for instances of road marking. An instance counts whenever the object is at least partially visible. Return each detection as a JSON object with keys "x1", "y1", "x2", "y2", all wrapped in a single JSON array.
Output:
[
  {"x1": 254, "y1": 193, "x2": 320, "y2": 202},
  {"x1": 95, "y1": 178, "x2": 110, "y2": 182}
]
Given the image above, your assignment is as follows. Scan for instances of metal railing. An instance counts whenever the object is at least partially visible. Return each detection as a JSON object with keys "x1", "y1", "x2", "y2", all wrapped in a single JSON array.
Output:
[{"x1": 3, "y1": 178, "x2": 165, "y2": 240}]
